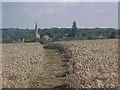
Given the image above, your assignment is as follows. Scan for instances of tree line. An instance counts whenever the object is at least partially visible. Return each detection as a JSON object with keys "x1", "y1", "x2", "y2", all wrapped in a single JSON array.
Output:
[{"x1": 2, "y1": 27, "x2": 119, "y2": 44}]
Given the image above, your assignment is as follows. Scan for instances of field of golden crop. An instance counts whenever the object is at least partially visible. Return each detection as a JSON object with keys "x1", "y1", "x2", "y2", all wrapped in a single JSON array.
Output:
[
  {"x1": 59, "y1": 39, "x2": 118, "y2": 88},
  {"x1": 2, "y1": 43, "x2": 47, "y2": 88},
  {"x1": 0, "y1": 44, "x2": 2, "y2": 89},
  {"x1": 2, "y1": 39, "x2": 119, "y2": 89}
]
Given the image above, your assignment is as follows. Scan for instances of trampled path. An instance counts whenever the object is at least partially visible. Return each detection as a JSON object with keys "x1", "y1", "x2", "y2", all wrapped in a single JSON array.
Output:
[{"x1": 30, "y1": 49, "x2": 69, "y2": 88}]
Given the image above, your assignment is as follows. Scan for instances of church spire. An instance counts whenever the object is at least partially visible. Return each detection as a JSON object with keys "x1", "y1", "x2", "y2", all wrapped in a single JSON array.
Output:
[
  {"x1": 35, "y1": 22, "x2": 38, "y2": 34},
  {"x1": 35, "y1": 22, "x2": 40, "y2": 40}
]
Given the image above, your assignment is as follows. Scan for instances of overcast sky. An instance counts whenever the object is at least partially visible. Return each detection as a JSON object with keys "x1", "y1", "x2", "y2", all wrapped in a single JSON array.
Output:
[{"x1": 2, "y1": 2, "x2": 118, "y2": 29}]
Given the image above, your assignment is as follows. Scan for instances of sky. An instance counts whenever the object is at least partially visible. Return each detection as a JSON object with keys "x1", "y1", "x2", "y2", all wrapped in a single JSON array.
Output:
[
  {"x1": 1, "y1": 0, "x2": 119, "y2": 2},
  {"x1": 2, "y1": 2, "x2": 118, "y2": 29}
]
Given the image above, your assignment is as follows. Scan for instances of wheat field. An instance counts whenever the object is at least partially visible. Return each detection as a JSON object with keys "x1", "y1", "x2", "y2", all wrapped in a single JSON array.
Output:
[
  {"x1": 59, "y1": 39, "x2": 118, "y2": 88},
  {"x1": 2, "y1": 43, "x2": 47, "y2": 88},
  {"x1": 1, "y1": 39, "x2": 119, "y2": 88}
]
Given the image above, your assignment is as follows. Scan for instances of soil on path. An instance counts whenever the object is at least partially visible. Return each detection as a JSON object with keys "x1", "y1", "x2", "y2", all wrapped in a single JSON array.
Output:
[{"x1": 30, "y1": 49, "x2": 69, "y2": 88}]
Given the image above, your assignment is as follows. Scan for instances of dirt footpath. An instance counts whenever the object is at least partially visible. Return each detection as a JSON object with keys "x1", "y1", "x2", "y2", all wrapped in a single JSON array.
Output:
[{"x1": 31, "y1": 49, "x2": 69, "y2": 88}]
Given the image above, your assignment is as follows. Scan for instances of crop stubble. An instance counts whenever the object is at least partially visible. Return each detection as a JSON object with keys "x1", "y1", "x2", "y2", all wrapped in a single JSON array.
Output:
[
  {"x1": 59, "y1": 39, "x2": 118, "y2": 88},
  {"x1": 1, "y1": 39, "x2": 119, "y2": 88},
  {"x1": 2, "y1": 43, "x2": 46, "y2": 88}
]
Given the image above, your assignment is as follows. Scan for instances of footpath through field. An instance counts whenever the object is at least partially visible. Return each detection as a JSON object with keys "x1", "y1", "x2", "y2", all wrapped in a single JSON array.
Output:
[{"x1": 31, "y1": 48, "x2": 69, "y2": 88}]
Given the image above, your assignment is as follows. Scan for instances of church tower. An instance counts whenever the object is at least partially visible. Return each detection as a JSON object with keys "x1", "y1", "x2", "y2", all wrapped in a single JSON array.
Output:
[{"x1": 35, "y1": 22, "x2": 40, "y2": 39}]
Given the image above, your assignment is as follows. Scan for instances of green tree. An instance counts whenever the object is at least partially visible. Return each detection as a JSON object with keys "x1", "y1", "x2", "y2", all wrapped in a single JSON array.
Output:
[
  {"x1": 109, "y1": 31, "x2": 116, "y2": 38},
  {"x1": 72, "y1": 21, "x2": 77, "y2": 37}
]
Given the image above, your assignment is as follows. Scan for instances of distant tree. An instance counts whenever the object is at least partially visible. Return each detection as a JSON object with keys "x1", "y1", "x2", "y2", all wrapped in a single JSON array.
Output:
[
  {"x1": 109, "y1": 31, "x2": 116, "y2": 38},
  {"x1": 72, "y1": 21, "x2": 77, "y2": 37},
  {"x1": 82, "y1": 32, "x2": 86, "y2": 37},
  {"x1": 46, "y1": 32, "x2": 53, "y2": 38},
  {"x1": 3, "y1": 38, "x2": 12, "y2": 43},
  {"x1": 87, "y1": 36, "x2": 93, "y2": 40},
  {"x1": 118, "y1": 30, "x2": 120, "y2": 38}
]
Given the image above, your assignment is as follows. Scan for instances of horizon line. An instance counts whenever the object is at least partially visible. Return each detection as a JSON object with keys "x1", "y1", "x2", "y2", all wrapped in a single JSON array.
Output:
[{"x1": 1, "y1": 27, "x2": 118, "y2": 29}]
